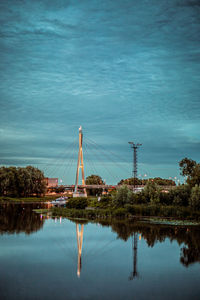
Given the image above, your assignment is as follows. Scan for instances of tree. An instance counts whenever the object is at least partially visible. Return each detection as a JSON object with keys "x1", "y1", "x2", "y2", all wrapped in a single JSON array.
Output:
[
  {"x1": 85, "y1": 174, "x2": 103, "y2": 196},
  {"x1": 85, "y1": 174, "x2": 103, "y2": 185},
  {"x1": 25, "y1": 166, "x2": 46, "y2": 196},
  {"x1": 179, "y1": 158, "x2": 197, "y2": 177},
  {"x1": 150, "y1": 177, "x2": 176, "y2": 186},
  {"x1": 179, "y1": 158, "x2": 200, "y2": 187},
  {"x1": 187, "y1": 165, "x2": 200, "y2": 187},
  {"x1": 171, "y1": 185, "x2": 191, "y2": 206},
  {"x1": 118, "y1": 178, "x2": 142, "y2": 185},
  {"x1": 0, "y1": 166, "x2": 46, "y2": 197},
  {"x1": 143, "y1": 181, "x2": 160, "y2": 204},
  {"x1": 113, "y1": 185, "x2": 131, "y2": 207},
  {"x1": 118, "y1": 177, "x2": 175, "y2": 186},
  {"x1": 189, "y1": 185, "x2": 200, "y2": 210},
  {"x1": 0, "y1": 167, "x2": 18, "y2": 196}
]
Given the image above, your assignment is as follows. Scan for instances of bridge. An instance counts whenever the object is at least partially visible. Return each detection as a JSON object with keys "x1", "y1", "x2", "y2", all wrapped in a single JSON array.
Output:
[
  {"x1": 43, "y1": 126, "x2": 176, "y2": 196},
  {"x1": 63, "y1": 184, "x2": 175, "y2": 191}
]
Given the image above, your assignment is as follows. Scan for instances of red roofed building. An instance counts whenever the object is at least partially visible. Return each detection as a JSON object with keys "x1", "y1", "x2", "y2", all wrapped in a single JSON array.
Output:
[{"x1": 44, "y1": 178, "x2": 58, "y2": 187}]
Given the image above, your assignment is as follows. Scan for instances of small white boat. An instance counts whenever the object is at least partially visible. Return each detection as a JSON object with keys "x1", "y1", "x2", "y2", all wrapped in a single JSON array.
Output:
[{"x1": 51, "y1": 197, "x2": 68, "y2": 206}]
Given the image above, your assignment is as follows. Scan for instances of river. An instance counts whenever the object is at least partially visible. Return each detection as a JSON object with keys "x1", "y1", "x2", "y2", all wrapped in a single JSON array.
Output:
[{"x1": 0, "y1": 203, "x2": 200, "y2": 300}]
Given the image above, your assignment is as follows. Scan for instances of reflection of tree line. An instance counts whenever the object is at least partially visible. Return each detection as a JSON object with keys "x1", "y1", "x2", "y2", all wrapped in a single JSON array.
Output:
[
  {"x1": 68, "y1": 218, "x2": 200, "y2": 279},
  {"x1": 108, "y1": 220, "x2": 200, "y2": 267},
  {"x1": 1, "y1": 204, "x2": 200, "y2": 268},
  {"x1": 0, "y1": 203, "x2": 45, "y2": 234}
]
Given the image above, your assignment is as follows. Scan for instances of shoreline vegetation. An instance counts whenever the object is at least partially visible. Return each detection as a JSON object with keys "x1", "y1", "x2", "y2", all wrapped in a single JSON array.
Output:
[
  {"x1": 1, "y1": 157, "x2": 200, "y2": 222},
  {"x1": 0, "y1": 195, "x2": 58, "y2": 203},
  {"x1": 50, "y1": 204, "x2": 200, "y2": 222},
  {"x1": 1, "y1": 179, "x2": 200, "y2": 221}
]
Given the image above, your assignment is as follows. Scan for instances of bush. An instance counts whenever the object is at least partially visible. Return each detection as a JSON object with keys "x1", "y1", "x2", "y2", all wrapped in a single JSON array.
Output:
[
  {"x1": 113, "y1": 185, "x2": 131, "y2": 207},
  {"x1": 142, "y1": 181, "x2": 160, "y2": 203},
  {"x1": 100, "y1": 195, "x2": 112, "y2": 203},
  {"x1": 189, "y1": 185, "x2": 200, "y2": 210},
  {"x1": 170, "y1": 185, "x2": 191, "y2": 206},
  {"x1": 66, "y1": 197, "x2": 88, "y2": 209},
  {"x1": 112, "y1": 208, "x2": 127, "y2": 217}
]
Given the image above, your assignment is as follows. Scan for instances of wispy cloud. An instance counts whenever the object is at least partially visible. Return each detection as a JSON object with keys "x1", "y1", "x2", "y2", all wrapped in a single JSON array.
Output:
[{"x1": 0, "y1": 0, "x2": 200, "y2": 183}]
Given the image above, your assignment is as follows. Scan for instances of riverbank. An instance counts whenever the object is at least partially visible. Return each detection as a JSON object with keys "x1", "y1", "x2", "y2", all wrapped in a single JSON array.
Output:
[
  {"x1": 0, "y1": 195, "x2": 59, "y2": 203},
  {"x1": 33, "y1": 204, "x2": 200, "y2": 223}
]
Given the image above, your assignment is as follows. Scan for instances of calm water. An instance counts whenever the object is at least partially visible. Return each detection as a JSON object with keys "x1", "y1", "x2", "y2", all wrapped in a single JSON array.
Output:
[{"x1": 0, "y1": 204, "x2": 200, "y2": 300}]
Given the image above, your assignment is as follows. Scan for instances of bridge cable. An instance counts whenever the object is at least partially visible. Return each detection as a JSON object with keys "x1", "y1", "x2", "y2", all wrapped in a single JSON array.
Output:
[
  {"x1": 84, "y1": 139, "x2": 120, "y2": 183},
  {"x1": 85, "y1": 136, "x2": 131, "y2": 176},
  {"x1": 84, "y1": 138, "x2": 122, "y2": 183}
]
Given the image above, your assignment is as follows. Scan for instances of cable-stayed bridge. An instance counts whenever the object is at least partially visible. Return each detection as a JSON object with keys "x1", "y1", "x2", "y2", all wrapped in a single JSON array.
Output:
[
  {"x1": 40, "y1": 126, "x2": 175, "y2": 195},
  {"x1": 42, "y1": 126, "x2": 134, "y2": 190}
]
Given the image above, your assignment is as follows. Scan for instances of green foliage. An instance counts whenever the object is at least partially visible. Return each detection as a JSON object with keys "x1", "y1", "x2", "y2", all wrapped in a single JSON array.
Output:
[
  {"x1": 112, "y1": 208, "x2": 128, "y2": 218},
  {"x1": 85, "y1": 174, "x2": 103, "y2": 185},
  {"x1": 179, "y1": 157, "x2": 197, "y2": 177},
  {"x1": 189, "y1": 185, "x2": 200, "y2": 210},
  {"x1": 113, "y1": 185, "x2": 132, "y2": 207},
  {"x1": 100, "y1": 195, "x2": 112, "y2": 202},
  {"x1": 0, "y1": 166, "x2": 46, "y2": 197},
  {"x1": 143, "y1": 181, "x2": 160, "y2": 204},
  {"x1": 187, "y1": 165, "x2": 200, "y2": 187},
  {"x1": 66, "y1": 197, "x2": 88, "y2": 209},
  {"x1": 51, "y1": 204, "x2": 200, "y2": 221},
  {"x1": 55, "y1": 185, "x2": 65, "y2": 193},
  {"x1": 150, "y1": 177, "x2": 176, "y2": 186},
  {"x1": 118, "y1": 177, "x2": 175, "y2": 186},
  {"x1": 179, "y1": 157, "x2": 200, "y2": 187},
  {"x1": 170, "y1": 185, "x2": 191, "y2": 207},
  {"x1": 86, "y1": 174, "x2": 104, "y2": 196},
  {"x1": 158, "y1": 191, "x2": 173, "y2": 206},
  {"x1": 118, "y1": 177, "x2": 142, "y2": 185}
]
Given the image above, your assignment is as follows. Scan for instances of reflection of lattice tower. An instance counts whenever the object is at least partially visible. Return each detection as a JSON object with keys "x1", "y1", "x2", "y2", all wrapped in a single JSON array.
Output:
[
  {"x1": 76, "y1": 224, "x2": 84, "y2": 278},
  {"x1": 75, "y1": 126, "x2": 86, "y2": 195},
  {"x1": 129, "y1": 233, "x2": 138, "y2": 280}
]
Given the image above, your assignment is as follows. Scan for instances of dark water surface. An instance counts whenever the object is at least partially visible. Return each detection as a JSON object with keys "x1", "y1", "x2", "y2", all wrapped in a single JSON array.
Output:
[{"x1": 0, "y1": 203, "x2": 200, "y2": 300}]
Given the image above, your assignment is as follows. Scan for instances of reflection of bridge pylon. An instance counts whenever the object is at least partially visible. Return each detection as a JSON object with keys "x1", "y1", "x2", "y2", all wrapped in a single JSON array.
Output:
[
  {"x1": 76, "y1": 224, "x2": 84, "y2": 278},
  {"x1": 129, "y1": 233, "x2": 138, "y2": 280},
  {"x1": 73, "y1": 126, "x2": 87, "y2": 197}
]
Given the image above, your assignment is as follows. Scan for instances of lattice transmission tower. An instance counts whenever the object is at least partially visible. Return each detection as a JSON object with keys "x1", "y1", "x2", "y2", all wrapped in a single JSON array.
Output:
[{"x1": 128, "y1": 142, "x2": 142, "y2": 180}]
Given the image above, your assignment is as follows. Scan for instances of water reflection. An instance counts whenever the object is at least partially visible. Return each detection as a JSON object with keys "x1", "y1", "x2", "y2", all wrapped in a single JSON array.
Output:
[
  {"x1": 0, "y1": 203, "x2": 45, "y2": 234},
  {"x1": 129, "y1": 233, "x2": 138, "y2": 280},
  {"x1": 1, "y1": 203, "x2": 200, "y2": 271},
  {"x1": 76, "y1": 224, "x2": 84, "y2": 277},
  {"x1": 69, "y1": 218, "x2": 200, "y2": 274},
  {"x1": 1, "y1": 206, "x2": 200, "y2": 300},
  {"x1": 106, "y1": 220, "x2": 200, "y2": 268}
]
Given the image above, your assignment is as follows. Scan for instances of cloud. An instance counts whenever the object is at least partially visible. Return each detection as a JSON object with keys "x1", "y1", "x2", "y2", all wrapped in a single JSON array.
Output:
[{"x1": 0, "y1": 0, "x2": 199, "y2": 183}]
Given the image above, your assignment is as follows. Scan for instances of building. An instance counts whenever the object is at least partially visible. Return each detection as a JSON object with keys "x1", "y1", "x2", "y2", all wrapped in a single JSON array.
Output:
[{"x1": 44, "y1": 178, "x2": 58, "y2": 188}]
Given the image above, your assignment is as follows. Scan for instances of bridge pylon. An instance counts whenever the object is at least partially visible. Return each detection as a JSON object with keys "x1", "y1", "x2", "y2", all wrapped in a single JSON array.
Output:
[{"x1": 73, "y1": 126, "x2": 87, "y2": 197}]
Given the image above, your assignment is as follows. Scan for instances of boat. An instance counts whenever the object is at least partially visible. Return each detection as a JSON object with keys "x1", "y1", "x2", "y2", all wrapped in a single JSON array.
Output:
[{"x1": 51, "y1": 196, "x2": 68, "y2": 206}]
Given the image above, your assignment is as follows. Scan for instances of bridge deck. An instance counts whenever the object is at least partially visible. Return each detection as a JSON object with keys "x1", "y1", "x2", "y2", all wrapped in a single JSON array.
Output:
[{"x1": 63, "y1": 184, "x2": 175, "y2": 190}]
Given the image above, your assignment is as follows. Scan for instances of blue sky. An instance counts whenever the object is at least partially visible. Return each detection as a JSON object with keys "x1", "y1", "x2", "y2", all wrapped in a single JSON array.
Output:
[{"x1": 0, "y1": 0, "x2": 200, "y2": 184}]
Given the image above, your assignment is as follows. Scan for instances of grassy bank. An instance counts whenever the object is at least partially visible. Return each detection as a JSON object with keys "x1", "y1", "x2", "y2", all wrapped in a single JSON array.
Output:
[
  {"x1": 0, "y1": 195, "x2": 59, "y2": 203},
  {"x1": 50, "y1": 204, "x2": 200, "y2": 221}
]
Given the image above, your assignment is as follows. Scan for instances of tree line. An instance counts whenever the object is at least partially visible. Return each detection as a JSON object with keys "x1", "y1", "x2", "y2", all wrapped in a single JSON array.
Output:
[
  {"x1": 83, "y1": 158, "x2": 200, "y2": 210},
  {"x1": 0, "y1": 166, "x2": 46, "y2": 197},
  {"x1": 112, "y1": 157, "x2": 200, "y2": 210},
  {"x1": 118, "y1": 177, "x2": 176, "y2": 186}
]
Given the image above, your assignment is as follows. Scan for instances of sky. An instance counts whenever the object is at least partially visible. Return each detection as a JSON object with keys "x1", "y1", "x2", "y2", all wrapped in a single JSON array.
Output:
[{"x1": 0, "y1": 0, "x2": 200, "y2": 184}]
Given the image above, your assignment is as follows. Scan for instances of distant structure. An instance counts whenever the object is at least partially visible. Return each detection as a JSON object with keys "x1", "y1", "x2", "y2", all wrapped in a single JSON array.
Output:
[
  {"x1": 44, "y1": 178, "x2": 58, "y2": 187},
  {"x1": 73, "y1": 126, "x2": 87, "y2": 197},
  {"x1": 128, "y1": 142, "x2": 142, "y2": 181}
]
